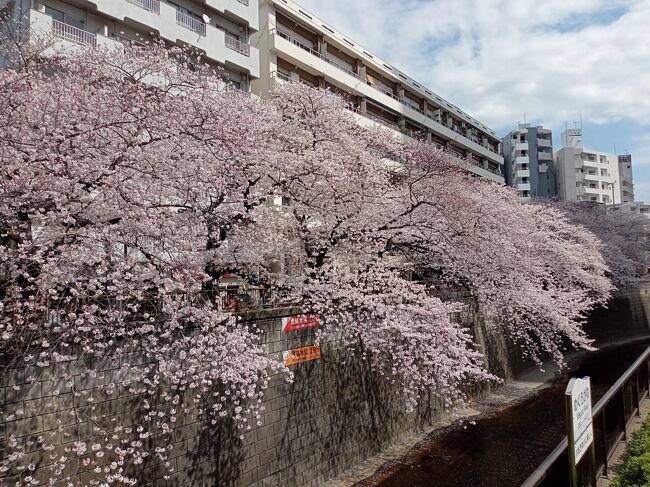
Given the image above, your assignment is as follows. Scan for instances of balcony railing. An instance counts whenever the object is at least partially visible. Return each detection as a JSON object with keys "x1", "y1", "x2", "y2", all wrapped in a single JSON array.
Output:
[
  {"x1": 225, "y1": 34, "x2": 250, "y2": 56},
  {"x1": 272, "y1": 29, "x2": 502, "y2": 157},
  {"x1": 126, "y1": 0, "x2": 160, "y2": 14},
  {"x1": 176, "y1": 10, "x2": 206, "y2": 36},
  {"x1": 273, "y1": 29, "x2": 368, "y2": 84},
  {"x1": 271, "y1": 71, "x2": 503, "y2": 179},
  {"x1": 52, "y1": 19, "x2": 96, "y2": 47}
]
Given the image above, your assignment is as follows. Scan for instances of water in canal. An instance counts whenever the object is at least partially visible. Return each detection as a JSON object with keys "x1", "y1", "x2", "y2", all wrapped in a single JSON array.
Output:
[{"x1": 361, "y1": 339, "x2": 650, "y2": 487}]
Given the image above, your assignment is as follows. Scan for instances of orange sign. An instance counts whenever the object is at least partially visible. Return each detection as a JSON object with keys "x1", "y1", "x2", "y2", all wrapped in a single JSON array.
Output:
[
  {"x1": 281, "y1": 314, "x2": 320, "y2": 333},
  {"x1": 282, "y1": 344, "x2": 321, "y2": 366}
]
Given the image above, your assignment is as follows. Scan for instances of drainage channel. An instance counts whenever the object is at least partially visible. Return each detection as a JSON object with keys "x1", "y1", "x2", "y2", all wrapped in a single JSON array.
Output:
[{"x1": 358, "y1": 339, "x2": 650, "y2": 487}]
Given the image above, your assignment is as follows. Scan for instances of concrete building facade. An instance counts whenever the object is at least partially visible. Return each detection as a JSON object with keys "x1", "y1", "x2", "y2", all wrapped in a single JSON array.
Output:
[
  {"x1": 251, "y1": 0, "x2": 505, "y2": 183},
  {"x1": 555, "y1": 128, "x2": 622, "y2": 204},
  {"x1": 501, "y1": 123, "x2": 555, "y2": 200},
  {"x1": 618, "y1": 154, "x2": 635, "y2": 203},
  {"x1": 1, "y1": 0, "x2": 260, "y2": 90}
]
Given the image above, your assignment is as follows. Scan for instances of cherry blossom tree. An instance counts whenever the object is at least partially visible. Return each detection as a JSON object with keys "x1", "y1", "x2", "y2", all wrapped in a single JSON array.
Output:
[
  {"x1": 546, "y1": 200, "x2": 650, "y2": 289},
  {"x1": 0, "y1": 25, "x2": 642, "y2": 486},
  {"x1": 0, "y1": 37, "x2": 289, "y2": 485},
  {"x1": 373, "y1": 145, "x2": 614, "y2": 365}
]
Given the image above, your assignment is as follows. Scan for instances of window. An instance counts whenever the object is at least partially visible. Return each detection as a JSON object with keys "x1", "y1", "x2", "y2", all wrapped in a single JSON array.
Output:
[{"x1": 44, "y1": 6, "x2": 85, "y2": 29}]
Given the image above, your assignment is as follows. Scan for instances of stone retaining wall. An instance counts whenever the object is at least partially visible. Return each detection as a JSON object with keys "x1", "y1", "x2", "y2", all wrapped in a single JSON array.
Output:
[{"x1": 3, "y1": 285, "x2": 650, "y2": 487}]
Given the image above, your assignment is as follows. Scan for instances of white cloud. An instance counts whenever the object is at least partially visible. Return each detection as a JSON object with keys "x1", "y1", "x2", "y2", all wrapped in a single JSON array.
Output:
[
  {"x1": 294, "y1": 0, "x2": 650, "y2": 200},
  {"x1": 296, "y1": 0, "x2": 650, "y2": 129}
]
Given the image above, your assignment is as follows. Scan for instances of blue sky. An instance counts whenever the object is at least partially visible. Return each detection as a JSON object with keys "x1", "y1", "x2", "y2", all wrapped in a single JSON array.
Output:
[{"x1": 296, "y1": 0, "x2": 650, "y2": 200}]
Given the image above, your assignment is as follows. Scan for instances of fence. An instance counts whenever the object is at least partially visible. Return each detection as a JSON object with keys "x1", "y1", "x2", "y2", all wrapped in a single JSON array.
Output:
[
  {"x1": 176, "y1": 10, "x2": 206, "y2": 36},
  {"x1": 126, "y1": 0, "x2": 160, "y2": 14},
  {"x1": 52, "y1": 20, "x2": 96, "y2": 47},
  {"x1": 225, "y1": 34, "x2": 250, "y2": 56},
  {"x1": 522, "y1": 344, "x2": 650, "y2": 487}
]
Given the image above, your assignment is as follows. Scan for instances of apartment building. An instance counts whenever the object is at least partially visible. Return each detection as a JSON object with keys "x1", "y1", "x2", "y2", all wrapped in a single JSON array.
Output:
[
  {"x1": 611, "y1": 201, "x2": 650, "y2": 216},
  {"x1": 1, "y1": 0, "x2": 259, "y2": 90},
  {"x1": 251, "y1": 0, "x2": 504, "y2": 183},
  {"x1": 555, "y1": 128, "x2": 623, "y2": 204},
  {"x1": 502, "y1": 123, "x2": 555, "y2": 200},
  {"x1": 618, "y1": 154, "x2": 635, "y2": 203}
]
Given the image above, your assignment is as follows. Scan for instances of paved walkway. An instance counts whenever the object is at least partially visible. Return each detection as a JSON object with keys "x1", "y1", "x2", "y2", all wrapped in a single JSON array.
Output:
[{"x1": 322, "y1": 362, "x2": 564, "y2": 487}]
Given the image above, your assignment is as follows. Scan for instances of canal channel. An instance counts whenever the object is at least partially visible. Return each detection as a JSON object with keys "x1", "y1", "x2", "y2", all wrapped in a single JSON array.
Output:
[{"x1": 359, "y1": 339, "x2": 650, "y2": 487}]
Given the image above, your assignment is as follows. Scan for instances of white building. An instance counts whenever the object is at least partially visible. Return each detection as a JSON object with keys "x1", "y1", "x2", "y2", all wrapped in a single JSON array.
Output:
[
  {"x1": 555, "y1": 128, "x2": 623, "y2": 204},
  {"x1": 611, "y1": 201, "x2": 650, "y2": 216},
  {"x1": 1, "y1": 0, "x2": 260, "y2": 91},
  {"x1": 251, "y1": 0, "x2": 505, "y2": 183}
]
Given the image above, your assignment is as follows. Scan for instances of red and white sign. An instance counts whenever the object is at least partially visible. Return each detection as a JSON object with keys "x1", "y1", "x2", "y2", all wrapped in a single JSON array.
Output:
[{"x1": 281, "y1": 313, "x2": 320, "y2": 333}]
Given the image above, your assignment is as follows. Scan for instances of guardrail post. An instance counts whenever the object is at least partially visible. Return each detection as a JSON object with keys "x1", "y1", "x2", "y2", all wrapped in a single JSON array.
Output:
[
  {"x1": 645, "y1": 358, "x2": 650, "y2": 397},
  {"x1": 636, "y1": 369, "x2": 642, "y2": 417},
  {"x1": 601, "y1": 407, "x2": 608, "y2": 478},
  {"x1": 622, "y1": 385, "x2": 628, "y2": 442}
]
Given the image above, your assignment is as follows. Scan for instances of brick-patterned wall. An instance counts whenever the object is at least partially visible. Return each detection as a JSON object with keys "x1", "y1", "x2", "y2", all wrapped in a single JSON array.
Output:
[{"x1": 3, "y1": 285, "x2": 649, "y2": 487}]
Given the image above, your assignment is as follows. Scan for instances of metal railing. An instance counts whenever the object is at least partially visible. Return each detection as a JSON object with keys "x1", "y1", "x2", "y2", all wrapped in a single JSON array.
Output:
[
  {"x1": 270, "y1": 71, "x2": 502, "y2": 179},
  {"x1": 273, "y1": 71, "x2": 292, "y2": 82},
  {"x1": 225, "y1": 34, "x2": 250, "y2": 56},
  {"x1": 221, "y1": 287, "x2": 273, "y2": 311},
  {"x1": 272, "y1": 29, "x2": 368, "y2": 85},
  {"x1": 522, "y1": 344, "x2": 650, "y2": 487},
  {"x1": 271, "y1": 29, "x2": 503, "y2": 157},
  {"x1": 176, "y1": 10, "x2": 206, "y2": 36},
  {"x1": 126, "y1": 0, "x2": 160, "y2": 14},
  {"x1": 52, "y1": 20, "x2": 97, "y2": 47}
]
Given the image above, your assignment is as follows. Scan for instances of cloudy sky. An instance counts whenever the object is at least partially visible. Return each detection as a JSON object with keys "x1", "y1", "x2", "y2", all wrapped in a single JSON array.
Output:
[{"x1": 296, "y1": 0, "x2": 650, "y2": 199}]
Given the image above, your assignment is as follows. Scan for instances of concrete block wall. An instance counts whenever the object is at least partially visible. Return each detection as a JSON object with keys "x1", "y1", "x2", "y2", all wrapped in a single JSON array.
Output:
[{"x1": 3, "y1": 284, "x2": 649, "y2": 486}]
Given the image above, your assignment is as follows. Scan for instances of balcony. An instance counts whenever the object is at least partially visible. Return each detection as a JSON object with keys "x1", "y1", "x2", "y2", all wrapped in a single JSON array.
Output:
[
  {"x1": 175, "y1": 10, "x2": 206, "y2": 36},
  {"x1": 517, "y1": 183, "x2": 531, "y2": 192},
  {"x1": 516, "y1": 169, "x2": 530, "y2": 178},
  {"x1": 274, "y1": 29, "x2": 367, "y2": 83},
  {"x1": 67, "y1": 2, "x2": 259, "y2": 77},
  {"x1": 52, "y1": 19, "x2": 97, "y2": 46},
  {"x1": 225, "y1": 34, "x2": 250, "y2": 56},
  {"x1": 30, "y1": 10, "x2": 122, "y2": 52},
  {"x1": 270, "y1": 29, "x2": 502, "y2": 164},
  {"x1": 270, "y1": 70, "x2": 504, "y2": 184},
  {"x1": 205, "y1": 0, "x2": 258, "y2": 32},
  {"x1": 514, "y1": 142, "x2": 528, "y2": 152},
  {"x1": 515, "y1": 156, "x2": 529, "y2": 165},
  {"x1": 538, "y1": 151, "x2": 553, "y2": 161},
  {"x1": 126, "y1": 0, "x2": 160, "y2": 14},
  {"x1": 272, "y1": 36, "x2": 502, "y2": 161},
  {"x1": 537, "y1": 138, "x2": 552, "y2": 148}
]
